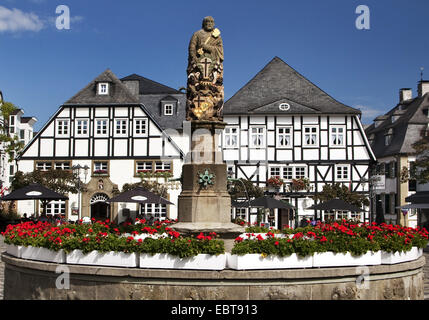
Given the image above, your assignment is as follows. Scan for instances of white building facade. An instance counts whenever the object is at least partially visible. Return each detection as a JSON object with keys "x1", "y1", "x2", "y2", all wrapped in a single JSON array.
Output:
[
  {"x1": 0, "y1": 91, "x2": 37, "y2": 195},
  {"x1": 15, "y1": 58, "x2": 376, "y2": 227},
  {"x1": 223, "y1": 58, "x2": 375, "y2": 227}
]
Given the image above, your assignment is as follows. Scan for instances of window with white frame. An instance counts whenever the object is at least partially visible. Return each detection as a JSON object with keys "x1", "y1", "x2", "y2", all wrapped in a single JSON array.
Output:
[
  {"x1": 330, "y1": 126, "x2": 345, "y2": 147},
  {"x1": 43, "y1": 200, "x2": 66, "y2": 216},
  {"x1": 303, "y1": 126, "x2": 318, "y2": 146},
  {"x1": 283, "y1": 167, "x2": 293, "y2": 180},
  {"x1": 54, "y1": 162, "x2": 71, "y2": 170},
  {"x1": 76, "y1": 119, "x2": 88, "y2": 136},
  {"x1": 140, "y1": 203, "x2": 167, "y2": 219},
  {"x1": 224, "y1": 126, "x2": 239, "y2": 148},
  {"x1": 57, "y1": 120, "x2": 69, "y2": 136},
  {"x1": 235, "y1": 208, "x2": 247, "y2": 220},
  {"x1": 250, "y1": 126, "x2": 265, "y2": 147},
  {"x1": 134, "y1": 119, "x2": 148, "y2": 136},
  {"x1": 270, "y1": 167, "x2": 281, "y2": 178},
  {"x1": 96, "y1": 119, "x2": 108, "y2": 135},
  {"x1": 115, "y1": 119, "x2": 127, "y2": 135},
  {"x1": 36, "y1": 162, "x2": 52, "y2": 171},
  {"x1": 295, "y1": 166, "x2": 306, "y2": 179},
  {"x1": 136, "y1": 161, "x2": 153, "y2": 174},
  {"x1": 336, "y1": 165, "x2": 350, "y2": 181},
  {"x1": 98, "y1": 83, "x2": 109, "y2": 95},
  {"x1": 155, "y1": 161, "x2": 172, "y2": 172},
  {"x1": 93, "y1": 161, "x2": 108, "y2": 175},
  {"x1": 277, "y1": 126, "x2": 293, "y2": 148},
  {"x1": 164, "y1": 104, "x2": 174, "y2": 116}
]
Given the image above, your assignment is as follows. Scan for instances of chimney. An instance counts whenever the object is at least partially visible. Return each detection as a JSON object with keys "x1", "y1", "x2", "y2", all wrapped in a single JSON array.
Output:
[
  {"x1": 418, "y1": 80, "x2": 429, "y2": 97},
  {"x1": 399, "y1": 88, "x2": 412, "y2": 102}
]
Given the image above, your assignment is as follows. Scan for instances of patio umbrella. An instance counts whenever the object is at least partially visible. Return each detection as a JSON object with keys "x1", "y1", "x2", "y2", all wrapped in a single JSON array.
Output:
[
  {"x1": 0, "y1": 183, "x2": 69, "y2": 216},
  {"x1": 249, "y1": 196, "x2": 296, "y2": 209},
  {"x1": 231, "y1": 199, "x2": 254, "y2": 208},
  {"x1": 307, "y1": 198, "x2": 365, "y2": 212},
  {"x1": 106, "y1": 187, "x2": 173, "y2": 205}
]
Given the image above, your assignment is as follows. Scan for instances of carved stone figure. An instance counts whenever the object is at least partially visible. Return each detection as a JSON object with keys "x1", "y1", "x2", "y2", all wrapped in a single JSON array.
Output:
[{"x1": 187, "y1": 16, "x2": 224, "y2": 121}]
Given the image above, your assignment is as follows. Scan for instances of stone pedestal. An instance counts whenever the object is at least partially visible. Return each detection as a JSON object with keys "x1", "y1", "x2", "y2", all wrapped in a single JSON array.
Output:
[{"x1": 173, "y1": 121, "x2": 244, "y2": 251}]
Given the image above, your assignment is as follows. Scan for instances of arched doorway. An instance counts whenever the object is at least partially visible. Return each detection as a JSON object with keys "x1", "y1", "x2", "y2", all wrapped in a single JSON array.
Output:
[{"x1": 90, "y1": 193, "x2": 110, "y2": 221}]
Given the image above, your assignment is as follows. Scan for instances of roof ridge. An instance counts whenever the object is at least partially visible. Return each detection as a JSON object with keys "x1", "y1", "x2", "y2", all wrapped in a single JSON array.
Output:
[
  {"x1": 65, "y1": 69, "x2": 139, "y2": 104},
  {"x1": 121, "y1": 73, "x2": 181, "y2": 94},
  {"x1": 225, "y1": 56, "x2": 360, "y2": 114}
]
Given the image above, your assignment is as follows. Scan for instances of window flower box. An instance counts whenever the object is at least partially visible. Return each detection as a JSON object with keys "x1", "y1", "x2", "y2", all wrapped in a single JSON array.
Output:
[
  {"x1": 266, "y1": 176, "x2": 284, "y2": 191},
  {"x1": 226, "y1": 253, "x2": 312, "y2": 270},
  {"x1": 381, "y1": 247, "x2": 423, "y2": 265},
  {"x1": 288, "y1": 178, "x2": 312, "y2": 192},
  {"x1": 66, "y1": 250, "x2": 139, "y2": 267},
  {"x1": 312, "y1": 251, "x2": 381, "y2": 267},
  {"x1": 139, "y1": 253, "x2": 226, "y2": 270},
  {"x1": 20, "y1": 246, "x2": 66, "y2": 264},
  {"x1": 93, "y1": 170, "x2": 108, "y2": 176}
]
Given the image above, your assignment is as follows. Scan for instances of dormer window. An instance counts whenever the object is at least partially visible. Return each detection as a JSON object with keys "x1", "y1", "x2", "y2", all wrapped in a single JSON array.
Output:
[
  {"x1": 384, "y1": 129, "x2": 393, "y2": 146},
  {"x1": 98, "y1": 83, "x2": 109, "y2": 95},
  {"x1": 164, "y1": 104, "x2": 174, "y2": 116}
]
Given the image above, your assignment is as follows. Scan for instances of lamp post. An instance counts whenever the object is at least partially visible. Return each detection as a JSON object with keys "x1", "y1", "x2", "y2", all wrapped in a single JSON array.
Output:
[
  {"x1": 72, "y1": 164, "x2": 89, "y2": 221},
  {"x1": 227, "y1": 168, "x2": 251, "y2": 224},
  {"x1": 360, "y1": 176, "x2": 380, "y2": 224}
]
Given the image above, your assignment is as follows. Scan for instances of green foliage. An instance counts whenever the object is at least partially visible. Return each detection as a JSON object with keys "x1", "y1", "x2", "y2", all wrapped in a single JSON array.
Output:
[
  {"x1": 0, "y1": 101, "x2": 25, "y2": 162},
  {"x1": 136, "y1": 237, "x2": 225, "y2": 258},
  {"x1": 409, "y1": 138, "x2": 429, "y2": 184},
  {"x1": 122, "y1": 179, "x2": 168, "y2": 198},
  {"x1": 312, "y1": 182, "x2": 369, "y2": 208},
  {"x1": 228, "y1": 178, "x2": 264, "y2": 200},
  {"x1": 10, "y1": 169, "x2": 79, "y2": 194}
]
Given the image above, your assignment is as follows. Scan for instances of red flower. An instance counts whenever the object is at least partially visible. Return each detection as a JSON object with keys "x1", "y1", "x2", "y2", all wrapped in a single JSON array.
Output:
[
  {"x1": 196, "y1": 232, "x2": 205, "y2": 240},
  {"x1": 235, "y1": 236, "x2": 244, "y2": 242},
  {"x1": 274, "y1": 241, "x2": 279, "y2": 246},
  {"x1": 256, "y1": 234, "x2": 264, "y2": 241}
]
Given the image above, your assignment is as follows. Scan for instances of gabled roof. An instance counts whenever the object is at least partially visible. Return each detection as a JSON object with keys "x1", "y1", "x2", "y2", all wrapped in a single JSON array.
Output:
[
  {"x1": 65, "y1": 69, "x2": 140, "y2": 105},
  {"x1": 365, "y1": 93, "x2": 429, "y2": 158},
  {"x1": 20, "y1": 116, "x2": 37, "y2": 124},
  {"x1": 224, "y1": 56, "x2": 360, "y2": 115},
  {"x1": 121, "y1": 74, "x2": 181, "y2": 95}
]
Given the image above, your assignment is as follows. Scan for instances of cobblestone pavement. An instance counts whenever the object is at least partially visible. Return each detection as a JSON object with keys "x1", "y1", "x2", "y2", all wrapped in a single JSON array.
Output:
[{"x1": 0, "y1": 235, "x2": 428, "y2": 300}]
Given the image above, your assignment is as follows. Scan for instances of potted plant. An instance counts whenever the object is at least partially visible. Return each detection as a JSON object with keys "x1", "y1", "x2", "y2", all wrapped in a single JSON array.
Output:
[
  {"x1": 266, "y1": 176, "x2": 284, "y2": 192},
  {"x1": 288, "y1": 178, "x2": 312, "y2": 192}
]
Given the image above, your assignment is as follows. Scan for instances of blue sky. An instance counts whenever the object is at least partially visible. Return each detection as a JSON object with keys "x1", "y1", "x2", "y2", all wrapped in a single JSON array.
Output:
[{"x1": 0, "y1": 0, "x2": 428, "y2": 130}]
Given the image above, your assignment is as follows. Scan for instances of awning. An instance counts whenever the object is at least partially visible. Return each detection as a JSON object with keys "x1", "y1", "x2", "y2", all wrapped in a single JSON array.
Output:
[
  {"x1": 106, "y1": 187, "x2": 173, "y2": 205},
  {"x1": 397, "y1": 204, "x2": 429, "y2": 209},
  {"x1": 306, "y1": 198, "x2": 365, "y2": 212},
  {"x1": 405, "y1": 191, "x2": 429, "y2": 204}
]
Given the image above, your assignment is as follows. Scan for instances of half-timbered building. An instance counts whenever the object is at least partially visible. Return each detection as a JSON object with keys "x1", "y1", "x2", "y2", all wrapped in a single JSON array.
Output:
[
  {"x1": 17, "y1": 70, "x2": 185, "y2": 222},
  {"x1": 222, "y1": 57, "x2": 375, "y2": 227},
  {"x1": 15, "y1": 57, "x2": 376, "y2": 227}
]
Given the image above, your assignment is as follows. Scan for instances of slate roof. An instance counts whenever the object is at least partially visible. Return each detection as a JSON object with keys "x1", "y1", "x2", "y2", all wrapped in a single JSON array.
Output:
[
  {"x1": 64, "y1": 69, "x2": 140, "y2": 105},
  {"x1": 139, "y1": 94, "x2": 187, "y2": 130},
  {"x1": 120, "y1": 74, "x2": 186, "y2": 130},
  {"x1": 224, "y1": 56, "x2": 360, "y2": 115},
  {"x1": 121, "y1": 74, "x2": 182, "y2": 95},
  {"x1": 20, "y1": 116, "x2": 37, "y2": 124},
  {"x1": 365, "y1": 92, "x2": 429, "y2": 158}
]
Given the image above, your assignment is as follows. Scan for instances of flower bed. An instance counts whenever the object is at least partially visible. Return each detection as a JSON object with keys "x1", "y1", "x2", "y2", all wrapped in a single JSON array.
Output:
[
  {"x1": 2, "y1": 219, "x2": 427, "y2": 270},
  {"x1": 1, "y1": 219, "x2": 225, "y2": 269},
  {"x1": 229, "y1": 220, "x2": 428, "y2": 270}
]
